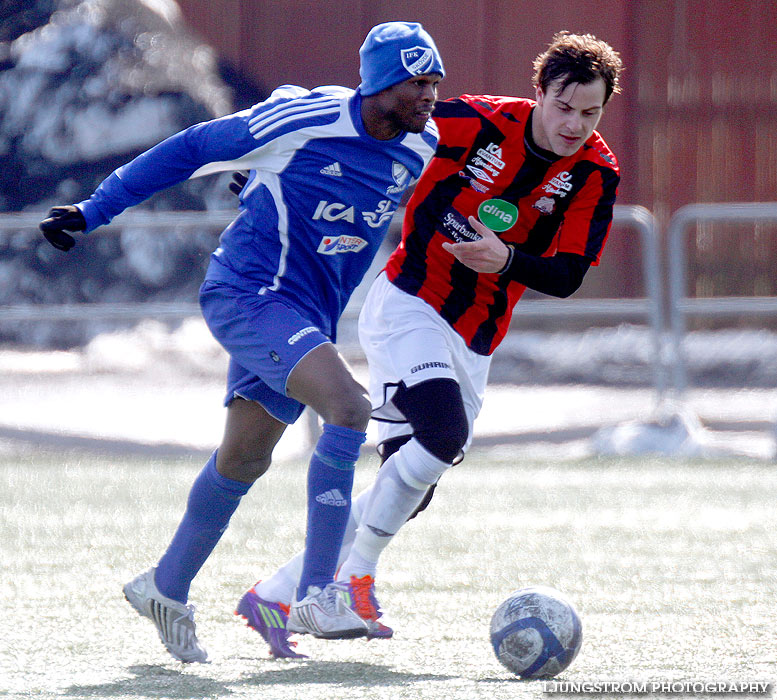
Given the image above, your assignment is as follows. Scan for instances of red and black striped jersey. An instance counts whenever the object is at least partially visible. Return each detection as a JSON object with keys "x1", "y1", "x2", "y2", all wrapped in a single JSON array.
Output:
[{"x1": 385, "y1": 94, "x2": 619, "y2": 355}]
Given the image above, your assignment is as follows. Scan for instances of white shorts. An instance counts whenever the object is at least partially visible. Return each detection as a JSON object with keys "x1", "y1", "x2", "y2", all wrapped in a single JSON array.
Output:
[{"x1": 358, "y1": 272, "x2": 491, "y2": 451}]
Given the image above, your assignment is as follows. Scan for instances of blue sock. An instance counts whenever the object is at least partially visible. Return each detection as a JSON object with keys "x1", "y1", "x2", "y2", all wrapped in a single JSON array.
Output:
[
  {"x1": 154, "y1": 452, "x2": 251, "y2": 603},
  {"x1": 297, "y1": 423, "x2": 366, "y2": 600}
]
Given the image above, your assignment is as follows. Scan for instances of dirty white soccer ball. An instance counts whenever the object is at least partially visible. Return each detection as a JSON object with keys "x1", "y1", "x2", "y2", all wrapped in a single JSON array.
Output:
[{"x1": 489, "y1": 586, "x2": 582, "y2": 679}]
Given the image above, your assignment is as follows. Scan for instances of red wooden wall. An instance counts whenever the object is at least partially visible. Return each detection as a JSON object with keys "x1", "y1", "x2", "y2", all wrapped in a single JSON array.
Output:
[{"x1": 176, "y1": 0, "x2": 777, "y2": 301}]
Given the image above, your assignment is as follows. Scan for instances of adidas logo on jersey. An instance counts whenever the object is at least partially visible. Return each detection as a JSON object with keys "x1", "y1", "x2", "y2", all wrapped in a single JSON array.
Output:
[
  {"x1": 315, "y1": 489, "x2": 348, "y2": 507},
  {"x1": 320, "y1": 162, "x2": 343, "y2": 177}
]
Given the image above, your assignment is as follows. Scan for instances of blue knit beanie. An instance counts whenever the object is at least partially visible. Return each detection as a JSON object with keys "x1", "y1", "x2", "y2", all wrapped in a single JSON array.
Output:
[{"x1": 358, "y1": 22, "x2": 445, "y2": 96}]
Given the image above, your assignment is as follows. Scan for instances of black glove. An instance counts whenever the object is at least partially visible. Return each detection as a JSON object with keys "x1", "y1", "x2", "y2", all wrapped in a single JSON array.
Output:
[
  {"x1": 228, "y1": 170, "x2": 249, "y2": 197},
  {"x1": 39, "y1": 205, "x2": 87, "y2": 252}
]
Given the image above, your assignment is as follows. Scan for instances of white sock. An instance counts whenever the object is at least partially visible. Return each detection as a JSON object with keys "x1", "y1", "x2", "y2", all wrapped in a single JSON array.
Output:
[
  {"x1": 337, "y1": 549, "x2": 376, "y2": 580},
  {"x1": 254, "y1": 557, "x2": 300, "y2": 603},
  {"x1": 337, "y1": 453, "x2": 427, "y2": 581}
]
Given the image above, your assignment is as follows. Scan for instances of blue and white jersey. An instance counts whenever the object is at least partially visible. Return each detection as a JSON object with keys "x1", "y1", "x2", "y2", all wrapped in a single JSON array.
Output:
[{"x1": 77, "y1": 85, "x2": 438, "y2": 339}]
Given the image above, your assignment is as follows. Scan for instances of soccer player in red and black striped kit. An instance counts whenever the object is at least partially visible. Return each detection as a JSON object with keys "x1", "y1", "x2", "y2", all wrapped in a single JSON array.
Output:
[{"x1": 243, "y1": 32, "x2": 623, "y2": 655}]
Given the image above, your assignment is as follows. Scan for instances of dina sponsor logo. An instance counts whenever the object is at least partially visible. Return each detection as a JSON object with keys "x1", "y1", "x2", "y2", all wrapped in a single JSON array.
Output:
[{"x1": 477, "y1": 198, "x2": 518, "y2": 232}]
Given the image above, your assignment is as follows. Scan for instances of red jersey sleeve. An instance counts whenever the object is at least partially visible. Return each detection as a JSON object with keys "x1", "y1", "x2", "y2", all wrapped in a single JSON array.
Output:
[{"x1": 554, "y1": 154, "x2": 619, "y2": 265}]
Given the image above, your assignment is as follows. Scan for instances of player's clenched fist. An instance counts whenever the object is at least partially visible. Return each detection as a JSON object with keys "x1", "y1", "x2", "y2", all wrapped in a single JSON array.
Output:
[
  {"x1": 39, "y1": 205, "x2": 86, "y2": 251},
  {"x1": 441, "y1": 216, "x2": 511, "y2": 274}
]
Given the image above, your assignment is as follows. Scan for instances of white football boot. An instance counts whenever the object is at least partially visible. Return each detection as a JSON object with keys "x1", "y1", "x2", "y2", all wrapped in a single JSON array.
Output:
[
  {"x1": 286, "y1": 582, "x2": 369, "y2": 639},
  {"x1": 123, "y1": 567, "x2": 208, "y2": 663}
]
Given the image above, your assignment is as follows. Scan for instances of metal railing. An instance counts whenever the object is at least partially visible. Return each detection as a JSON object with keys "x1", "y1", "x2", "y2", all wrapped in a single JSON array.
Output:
[
  {"x1": 0, "y1": 210, "x2": 234, "y2": 321},
  {"x1": 1, "y1": 205, "x2": 667, "y2": 396},
  {"x1": 508, "y1": 204, "x2": 666, "y2": 398},
  {"x1": 667, "y1": 202, "x2": 777, "y2": 394},
  {"x1": 7, "y1": 204, "x2": 777, "y2": 451}
]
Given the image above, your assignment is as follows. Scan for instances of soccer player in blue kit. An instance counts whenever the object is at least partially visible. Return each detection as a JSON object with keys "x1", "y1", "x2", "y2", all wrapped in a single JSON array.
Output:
[{"x1": 39, "y1": 21, "x2": 444, "y2": 663}]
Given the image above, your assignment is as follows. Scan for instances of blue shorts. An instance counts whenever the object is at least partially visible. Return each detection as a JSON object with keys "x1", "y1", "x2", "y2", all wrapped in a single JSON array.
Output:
[{"x1": 199, "y1": 281, "x2": 330, "y2": 424}]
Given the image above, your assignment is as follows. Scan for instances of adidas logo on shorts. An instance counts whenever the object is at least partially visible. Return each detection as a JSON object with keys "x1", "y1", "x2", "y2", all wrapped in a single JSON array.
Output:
[{"x1": 315, "y1": 489, "x2": 347, "y2": 506}]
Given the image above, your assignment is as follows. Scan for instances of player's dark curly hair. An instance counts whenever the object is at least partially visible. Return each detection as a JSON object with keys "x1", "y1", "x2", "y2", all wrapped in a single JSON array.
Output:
[{"x1": 532, "y1": 31, "x2": 623, "y2": 104}]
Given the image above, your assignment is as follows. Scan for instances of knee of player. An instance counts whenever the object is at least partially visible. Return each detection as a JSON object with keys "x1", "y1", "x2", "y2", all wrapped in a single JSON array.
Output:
[
  {"x1": 322, "y1": 390, "x2": 371, "y2": 432},
  {"x1": 394, "y1": 378, "x2": 469, "y2": 463},
  {"x1": 216, "y1": 452, "x2": 272, "y2": 483},
  {"x1": 415, "y1": 414, "x2": 469, "y2": 464}
]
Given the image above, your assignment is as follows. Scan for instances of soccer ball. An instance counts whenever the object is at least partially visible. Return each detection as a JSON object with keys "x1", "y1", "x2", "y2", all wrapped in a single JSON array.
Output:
[{"x1": 489, "y1": 586, "x2": 582, "y2": 679}]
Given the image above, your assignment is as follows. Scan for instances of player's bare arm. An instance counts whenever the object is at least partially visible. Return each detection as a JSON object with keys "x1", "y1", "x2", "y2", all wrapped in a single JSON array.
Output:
[{"x1": 441, "y1": 216, "x2": 511, "y2": 273}]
